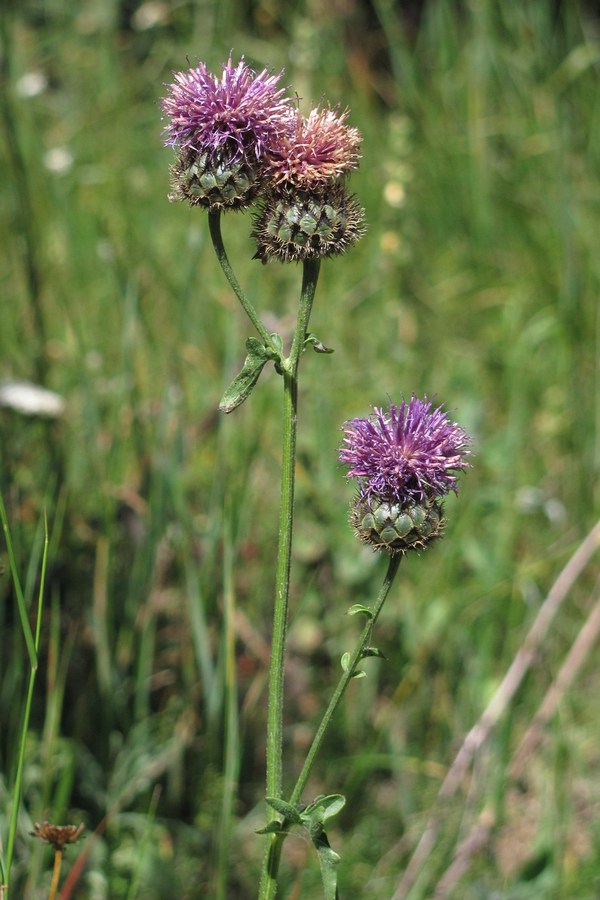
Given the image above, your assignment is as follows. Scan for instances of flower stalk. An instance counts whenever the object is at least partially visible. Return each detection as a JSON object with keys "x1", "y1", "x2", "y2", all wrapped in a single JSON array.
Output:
[
  {"x1": 207, "y1": 209, "x2": 279, "y2": 354},
  {"x1": 258, "y1": 554, "x2": 401, "y2": 898},
  {"x1": 266, "y1": 257, "x2": 320, "y2": 802}
]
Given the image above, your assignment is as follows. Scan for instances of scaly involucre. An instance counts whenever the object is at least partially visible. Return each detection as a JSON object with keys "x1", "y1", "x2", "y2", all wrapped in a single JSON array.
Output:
[
  {"x1": 339, "y1": 396, "x2": 472, "y2": 505},
  {"x1": 267, "y1": 107, "x2": 362, "y2": 188},
  {"x1": 161, "y1": 55, "x2": 292, "y2": 164}
]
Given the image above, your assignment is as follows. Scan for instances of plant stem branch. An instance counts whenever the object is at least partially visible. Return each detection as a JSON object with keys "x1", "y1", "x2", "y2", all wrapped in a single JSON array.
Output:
[
  {"x1": 260, "y1": 553, "x2": 401, "y2": 900},
  {"x1": 48, "y1": 849, "x2": 62, "y2": 900},
  {"x1": 266, "y1": 258, "x2": 320, "y2": 800},
  {"x1": 208, "y1": 210, "x2": 279, "y2": 354},
  {"x1": 258, "y1": 259, "x2": 320, "y2": 900},
  {"x1": 291, "y1": 553, "x2": 401, "y2": 805}
]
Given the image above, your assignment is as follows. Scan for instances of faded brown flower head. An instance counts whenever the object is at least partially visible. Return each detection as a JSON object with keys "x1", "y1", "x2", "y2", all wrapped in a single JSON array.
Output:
[
  {"x1": 267, "y1": 106, "x2": 362, "y2": 189},
  {"x1": 31, "y1": 821, "x2": 85, "y2": 852}
]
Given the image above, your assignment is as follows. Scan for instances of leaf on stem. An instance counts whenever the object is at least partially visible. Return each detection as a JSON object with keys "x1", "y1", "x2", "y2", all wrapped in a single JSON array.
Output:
[
  {"x1": 255, "y1": 819, "x2": 284, "y2": 835},
  {"x1": 347, "y1": 603, "x2": 373, "y2": 619},
  {"x1": 361, "y1": 646, "x2": 386, "y2": 660},
  {"x1": 219, "y1": 337, "x2": 281, "y2": 413},
  {"x1": 265, "y1": 797, "x2": 303, "y2": 825},
  {"x1": 311, "y1": 829, "x2": 341, "y2": 900},
  {"x1": 301, "y1": 794, "x2": 346, "y2": 824},
  {"x1": 299, "y1": 794, "x2": 345, "y2": 897},
  {"x1": 340, "y1": 652, "x2": 366, "y2": 679},
  {"x1": 304, "y1": 333, "x2": 334, "y2": 354}
]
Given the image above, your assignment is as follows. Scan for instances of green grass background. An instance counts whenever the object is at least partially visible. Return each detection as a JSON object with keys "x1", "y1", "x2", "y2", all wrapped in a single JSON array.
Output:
[{"x1": 1, "y1": 0, "x2": 599, "y2": 897}]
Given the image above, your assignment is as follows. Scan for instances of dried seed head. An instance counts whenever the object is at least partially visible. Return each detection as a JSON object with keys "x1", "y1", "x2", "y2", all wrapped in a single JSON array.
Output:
[
  {"x1": 266, "y1": 106, "x2": 362, "y2": 189},
  {"x1": 30, "y1": 821, "x2": 85, "y2": 852}
]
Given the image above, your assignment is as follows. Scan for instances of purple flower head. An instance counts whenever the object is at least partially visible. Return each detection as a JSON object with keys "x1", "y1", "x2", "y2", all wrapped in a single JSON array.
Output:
[
  {"x1": 161, "y1": 55, "x2": 293, "y2": 164},
  {"x1": 266, "y1": 106, "x2": 362, "y2": 188},
  {"x1": 339, "y1": 396, "x2": 472, "y2": 506}
]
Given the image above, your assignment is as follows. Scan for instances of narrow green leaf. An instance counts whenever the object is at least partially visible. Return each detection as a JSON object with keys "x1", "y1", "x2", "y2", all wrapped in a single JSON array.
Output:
[
  {"x1": 347, "y1": 603, "x2": 374, "y2": 619},
  {"x1": 219, "y1": 337, "x2": 273, "y2": 413},
  {"x1": 270, "y1": 332, "x2": 284, "y2": 355},
  {"x1": 342, "y1": 652, "x2": 366, "y2": 678},
  {"x1": 312, "y1": 829, "x2": 341, "y2": 900},
  {"x1": 265, "y1": 797, "x2": 303, "y2": 825},
  {"x1": 0, "y1": 492, "x2": 37, "y2": 668},
  {"x1": 315, "y1": 794, "x2": 346, "y2": 822},
  {"x1": 302, "y1": 794, "x2": 346, "y2": 826},
  {"x1": 256, "y1": 819, "x2": 284, "y2": 835}
]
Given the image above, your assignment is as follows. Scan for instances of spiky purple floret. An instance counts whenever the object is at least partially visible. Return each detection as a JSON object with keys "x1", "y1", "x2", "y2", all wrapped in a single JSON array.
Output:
[
  {"x1": 161, "y1": 56, "x2": 293, "y2": 163},
  {"x1": 339, "y1": 396, "x2": 472, "y2": 504}
]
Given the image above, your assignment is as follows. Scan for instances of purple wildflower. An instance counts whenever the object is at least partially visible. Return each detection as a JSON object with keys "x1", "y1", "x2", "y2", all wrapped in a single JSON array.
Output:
[
  {"x1": 161, "y1": 55, "x2": 292, "y2": 164},
  {"x1": 339, "y1": 396, "x2": 472, "y2": 506}
]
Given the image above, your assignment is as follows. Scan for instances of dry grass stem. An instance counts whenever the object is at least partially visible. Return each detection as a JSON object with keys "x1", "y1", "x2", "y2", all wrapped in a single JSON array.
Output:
[{"x1": 390, "y1": 518, "x2": 600, "y2": 899}]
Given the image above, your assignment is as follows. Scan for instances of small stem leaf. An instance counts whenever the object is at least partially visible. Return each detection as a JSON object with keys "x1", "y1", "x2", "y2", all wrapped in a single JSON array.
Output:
[
  {"x1": 312, "y1": 829, "x2": 341, "y2": 900},
  {"x1": 342, "y1": 652, "x2": 366, "y2": 678},
  {"x1": 265, "y1": 797, "x2": 303, "y2": 825},
  {"x1": 304, "y1": 333, "x2": 334, "y2": 354},
  {"x1": 304, "y1": 794, "x2": 346, "y2": 823},
  {"x1": 347, "y1": 603, "x2": 374, "y2": 619},
  {"x1": 219, "y1": 338, "x2": 280, "y2": 413},
  {"x1": 270, "y1": 333, "x2": 285, "y2": 373},
  {"x1": 270, "y1": 333, "x2": 284, "y2": 355},
  {"x1": 256, "y1": 819, "x2": 284, "y2": 835},
  {"x1": 361, "y1": 646, "x2": 386, "y2": 660}
]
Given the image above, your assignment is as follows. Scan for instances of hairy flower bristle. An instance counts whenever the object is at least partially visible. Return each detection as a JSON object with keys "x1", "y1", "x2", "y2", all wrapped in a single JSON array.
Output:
[
  {"x1": 161, "y1": 56, "x2": 292, "y2": 164},
  {"x1": 340, "y1": 397, "x2": 472, "y2": 506},
  {"x1": 266, "y1": 106, "x2": 362, "y2": 189}
]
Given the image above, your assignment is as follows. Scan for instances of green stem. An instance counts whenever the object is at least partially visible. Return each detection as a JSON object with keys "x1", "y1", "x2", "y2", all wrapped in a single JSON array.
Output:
[
  {"x1": 258, "y1": 259, "x2": 320, "y2": 900},
  {"x1": 260, "y1": 554, "x2": 401, "y2": 897},
  {"x1": 215, "y1": 512, "x2": 239, "y2": 900},
  {"x1": 208, "y1": 210, "x2": 279, "y2": 354},
  {"x1": 291, "y1": 553, "x2": 401, "y2": 804},
  {"x1": 0, "y1": 494, "x2": 37, "y2": 671},
  {"x1": 1, "y1": 511, "x2": 48, "y2": 890}
]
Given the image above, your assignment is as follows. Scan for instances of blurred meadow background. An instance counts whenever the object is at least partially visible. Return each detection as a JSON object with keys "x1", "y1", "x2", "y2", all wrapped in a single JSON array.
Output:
[{"x1": 1, "y1": 0, "x2": 600, "y2": 897}]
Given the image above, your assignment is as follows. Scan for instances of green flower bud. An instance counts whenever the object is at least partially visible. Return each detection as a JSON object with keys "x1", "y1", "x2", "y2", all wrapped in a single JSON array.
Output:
[
  {"x1": 252, "y1": 184, "x2": 365, "y2": 263},
  {"x1": 169, "y1": 147, "x2": 260, "y2": 210},
  {"x1": 350, "y1": 496, "x2": 445, "y2": 555}
]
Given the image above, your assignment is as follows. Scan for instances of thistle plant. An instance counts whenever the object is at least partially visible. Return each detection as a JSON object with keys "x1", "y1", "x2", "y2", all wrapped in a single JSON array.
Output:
[{"x1": 162, "y1": 55, "x2": 471, "y2": 899}]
